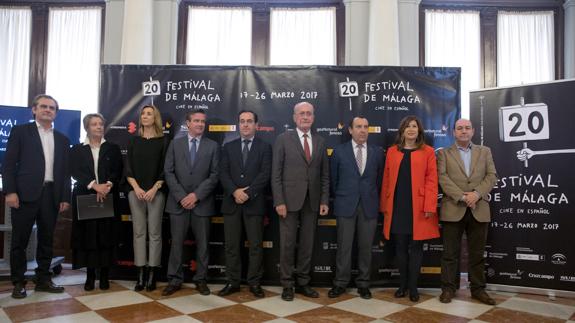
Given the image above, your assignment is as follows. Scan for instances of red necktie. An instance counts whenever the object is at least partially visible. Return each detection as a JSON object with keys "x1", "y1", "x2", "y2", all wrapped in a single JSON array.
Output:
[{"x1": 303, "y1": 133, "x2": 311, "y2": 163}]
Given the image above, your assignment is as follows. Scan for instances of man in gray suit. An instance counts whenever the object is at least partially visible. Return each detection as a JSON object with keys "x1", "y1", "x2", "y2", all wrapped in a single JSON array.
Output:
[
  {"x1": 328, "y1": 117, "x2": 383, "y2": 299},
  {"x1": 162, "y1": 109, "x2": 219, "y2": 296},
  {"x1": 437, "y1": 119, "x2": 498, "y2": 305},
  {"x1": 272, "y1": 101, "x2": 330, "y2": 301}
]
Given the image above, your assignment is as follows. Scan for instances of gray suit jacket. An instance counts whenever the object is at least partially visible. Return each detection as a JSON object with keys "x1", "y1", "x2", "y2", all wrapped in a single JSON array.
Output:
[
  {"x1": 271, "y1": 130, "x2": 329, "y2": 212},
  {"x1": 164, "y1": 135, "x2": 219, "y2": 216},
  {"x1": 437, "y1": 144, "x2": 498, "y2": 222}
]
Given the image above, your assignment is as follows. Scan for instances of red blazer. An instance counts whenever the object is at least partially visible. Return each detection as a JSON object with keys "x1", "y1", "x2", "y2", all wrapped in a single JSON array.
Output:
[{"x1": 380, "y1": 144, "x2": 439, "y2": 241}]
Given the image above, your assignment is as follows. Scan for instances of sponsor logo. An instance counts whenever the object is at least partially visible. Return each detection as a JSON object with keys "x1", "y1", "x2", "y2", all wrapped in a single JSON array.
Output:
[
  {"x1": 499, "y1": 270, "x2": 524, "y2": 280},
  {"x1": 316, "y1": 126, "x2": 342, "y2": 136},
  {"x1": 209, "y1": 125, "x2": 236, "y2": 132},
  {"x1": 487, "y1": 268, "x2": 496, "y2": 277},
  {"x1": 560, "y1": 276, "x2": 575, "y2": 282},
  {"x1": 317, "y1": 219, "x2": 337, "y2": 226},
  {"x1": 256, "y1": 125, "x2": 275, "y2": 132},
  {"x1": 322, "y1": 242, "x2": 338, "y2": 250},
  {"x1": 551, "y1": 253, "x2": 567, "y2": 265},
  {"x1": 516, "y1": 253, "x2": 545, "y2": 261},
  {"x1": 420, "y1": 267, "x2": 441, "y2": 274},
  {"x1": 128, "y1": 122, "x2": 137, "y2": 134},
  {"x1": 488, "y1": 252, "x2": 509, "y2": 259},
  {"x1": 211, "y1": 216, "x2": 224, "y2": 224},
  {"x1": 423, "y1": 243, "x2": 428, "y2": 251},
  {"x1": 528, "y1": 273, "x2": 555, "y2": 280},
  {"x1": 262, "y1": 241, "x2": 273, "y2": 248},
  {"x1": 368, "y1": 126, "x2": 381, "y2": 133},
  {"x1": 314, "y1": 265, "x2": 332, "y2": 273},
  {"x1": 327, "y1": 148, "x2": 334, "y2": 156}
]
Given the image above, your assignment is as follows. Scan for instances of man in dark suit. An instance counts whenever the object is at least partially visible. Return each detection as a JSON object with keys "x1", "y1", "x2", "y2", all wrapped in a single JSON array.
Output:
[
  {"x1": 328, "y1": 117, "x2": 383, "y2": 300},
  {"x1": 437, "y1": 119, "x2": 498, "y2": 305},
  {"x1": 271, "y1": 101, "x2": 330, "y2": 301},
  {"x1": 2, "y1": 94, "x2": 71, "y2": 299},
  {"x1": 162, "y1": 109, "x2": 219, "y2": 296},
  {"x1": 218, "y1": 110, "x2": 271, "y2": 298}
]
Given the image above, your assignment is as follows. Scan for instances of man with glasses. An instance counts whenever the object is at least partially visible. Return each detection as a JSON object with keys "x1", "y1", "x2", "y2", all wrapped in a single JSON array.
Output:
[
  {"x1": 272, "y1": 101, "x2": 330, "y2": 301},
  {"x1": 2, "y1": 94, "x2": 71, "y2": 298}
]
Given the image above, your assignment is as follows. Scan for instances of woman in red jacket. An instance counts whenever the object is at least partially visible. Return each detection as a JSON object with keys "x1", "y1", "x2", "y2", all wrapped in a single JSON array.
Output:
[{"x1": 380, "y1": 115, "x2": 439, "y2": 302}]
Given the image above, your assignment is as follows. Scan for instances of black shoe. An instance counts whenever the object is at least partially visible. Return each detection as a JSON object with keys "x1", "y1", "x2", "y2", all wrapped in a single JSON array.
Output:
[
  {"x1": 84, "y1": 268, "x2": 96, "y2": 291},
  {"x1": 35, "y1": 280, "x2": 64, "y2": 293},
  {"x1": 472, "y1": 290, "x2": 496, "y2": 305},
  {"x1": 217, "y1": 283, "x2": 240, "y2": 296},
  {"x1": 195, "y1": 281, "x2": 210, "y2": 295},
  {"x1": 146, "y1": 267, "x2": 157, "y2": 292},
  {"x1": 281, "y1": 287, "x2": 294, "y2": 301},
  {"x1": 134, "y1": 267, "x2": 147, "y2": 292},
  {"x1": 249, "y1": 285, "x2": 265, "y2": 298},
  {"x1": 358, "y1": 287, "x2": 372, "y2": 299},
  {"x1": 328, "y1": 286, "x2": 346, "y2": 298},
  {"x1": 99, "y1": 267, "x2": 110, "y2": 290},
  {"x1": 394, "y1": 288, "x2": 407, "y2": 298},
  {"x1": 12, "y1": 283, "x2": 27, "y2": 299},
  {"x1": 439, "y1": 289, "x2": 454, "y2": 303},
  {"x1": 162, "y1": 284, "x2": 181, "y2": 296},
  {"x1": 409, "y1": 290, "x2": 420, "y2": 302},
  {"x1": 295, "y1": 285, "x2": 319, "y2": 298}
]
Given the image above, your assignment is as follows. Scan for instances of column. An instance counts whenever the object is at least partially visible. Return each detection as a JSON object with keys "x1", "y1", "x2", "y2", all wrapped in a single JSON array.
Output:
[
  {"x1": 153, "y1": 0, "x2": 179, "y2": 64},
  {"x1": 121, "y1": 0, "x2": 153, "y2": 64},
  {"x1": 398, "y1": 0, "x2": 421, "y2": 66},
  {"x1": 343, "y1": 0, "x2": 370, "y2": 65},
  {"x1": 565, "y1": 0, "x2": 575, "y2": 78},
  {"x1": 368, "y1": 0, "x2": 400, "y2": 66}
]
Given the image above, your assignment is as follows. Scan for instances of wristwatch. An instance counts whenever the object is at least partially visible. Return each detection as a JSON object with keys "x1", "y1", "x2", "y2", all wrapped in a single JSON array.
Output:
[{"x1": 154, "y1": 182, "x2": 162, "y2": 189}]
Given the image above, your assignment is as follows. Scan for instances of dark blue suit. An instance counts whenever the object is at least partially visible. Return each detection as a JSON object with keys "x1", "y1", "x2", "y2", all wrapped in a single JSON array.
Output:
[
  {"x1": 330, "y1": 141, "x2": 383, "y2": 288},
  {"x1": 2, "y1": 122, "x2": 70, "y2": 284},
  {"x1": 220, "y1": 137, "x2": 272, "y2": 286}
]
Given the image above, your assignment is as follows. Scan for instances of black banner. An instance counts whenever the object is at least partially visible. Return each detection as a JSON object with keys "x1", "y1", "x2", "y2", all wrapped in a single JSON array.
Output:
[
  {"x1": 470, "y1": 79, "x2": 575, "y2": 292},
  {"x1": 99, "y1": 65, "x2": 460, "y2": 286}
]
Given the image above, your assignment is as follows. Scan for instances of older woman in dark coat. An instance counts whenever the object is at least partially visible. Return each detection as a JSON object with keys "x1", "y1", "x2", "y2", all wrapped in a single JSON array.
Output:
[{"x1": 71, "y1": 113, "x2": 122, "y2": 291}]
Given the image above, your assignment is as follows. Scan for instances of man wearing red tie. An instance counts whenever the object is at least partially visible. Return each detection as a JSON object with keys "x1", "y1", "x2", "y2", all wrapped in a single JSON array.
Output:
[{"x1": 271, "y1": 101, "x2": 330, "y2": 301}]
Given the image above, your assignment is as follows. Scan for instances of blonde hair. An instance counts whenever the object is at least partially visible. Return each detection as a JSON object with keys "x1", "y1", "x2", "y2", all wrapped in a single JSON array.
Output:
[{"x1": 139, "y1": 105, "x2": 164, "y2": 137}]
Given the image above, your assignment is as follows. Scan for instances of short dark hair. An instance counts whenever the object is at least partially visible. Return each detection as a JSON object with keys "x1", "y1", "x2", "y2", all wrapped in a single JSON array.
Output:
[
  {"x1": 185, "y1": 109, "x2": 206, "y2": 121},
  {"x1": 348, "y1": 116, "x2": 367, "y2": 128},
  {"x1": 32, "y1": 94, "x2": 59, "y2": 111},
  {"x1": 238, "y1": 110, "x2": 258, "y2": 123}
]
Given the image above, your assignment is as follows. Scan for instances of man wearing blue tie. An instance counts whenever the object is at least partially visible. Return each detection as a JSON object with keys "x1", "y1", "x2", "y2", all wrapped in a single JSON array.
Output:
[
  {"x1": 163, "y1": 109, "x2": 219, "y2": 296},
  {"x1": 328, "y1": 117, "x2": 383, "y2": 299}
]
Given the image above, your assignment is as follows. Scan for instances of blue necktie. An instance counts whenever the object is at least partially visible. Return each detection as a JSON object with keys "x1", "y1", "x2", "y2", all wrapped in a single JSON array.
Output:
[{"x1": 190, "y1": 138, "x2": 197, "y2": 167}]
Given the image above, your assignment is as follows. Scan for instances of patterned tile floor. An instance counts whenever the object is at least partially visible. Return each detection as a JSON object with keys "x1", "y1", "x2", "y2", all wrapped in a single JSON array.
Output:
[{"x1": 1, "y1": 267, "x2": 574, "y2": 323}]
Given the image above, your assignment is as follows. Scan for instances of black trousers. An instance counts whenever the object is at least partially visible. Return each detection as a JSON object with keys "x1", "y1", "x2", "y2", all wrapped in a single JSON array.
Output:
[
  {"x1": 441, "y1": 208, "x2": 488, "y2": 294},
  {"x1": 393, "y1": 234, "x2": 423, "y2": 293},
  {"x1": 10, "y1": 184, "x2": 58, "y2": 285},
  {"x1": 223, "y1": 207, "x2": 264, "y2": 286}
]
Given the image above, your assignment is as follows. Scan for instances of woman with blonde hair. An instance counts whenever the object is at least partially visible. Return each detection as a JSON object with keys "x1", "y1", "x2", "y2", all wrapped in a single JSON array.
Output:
[{"x1": 126, "y1": 105, "x2": 169, "y2": 291}]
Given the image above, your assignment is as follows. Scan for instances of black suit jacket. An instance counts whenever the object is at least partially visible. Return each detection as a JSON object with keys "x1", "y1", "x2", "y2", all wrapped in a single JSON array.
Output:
[
  {"x1": 70, "y1": 141, "x2": 123, "y2": 250},
  {"x1": 220, "y1": 137, "x2": 272, "y2": 216},
  {"x1": 2, "y1": 122, "x2": 71, "y2": 204}
]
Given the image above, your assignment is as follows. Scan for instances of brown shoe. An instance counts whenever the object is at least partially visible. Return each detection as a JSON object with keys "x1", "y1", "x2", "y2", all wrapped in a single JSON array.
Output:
[
  {"x1": 439, "y1": 289, "x2": 454, "y2": 303},
  {"x1": 472, "y1": 290, "x2": 496, "y2": 305}
]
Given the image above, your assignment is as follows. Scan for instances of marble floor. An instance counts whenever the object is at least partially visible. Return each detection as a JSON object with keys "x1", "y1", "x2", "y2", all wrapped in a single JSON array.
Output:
[{"x1": 1, "y1": 267, "x2": 574, "y2": 323}]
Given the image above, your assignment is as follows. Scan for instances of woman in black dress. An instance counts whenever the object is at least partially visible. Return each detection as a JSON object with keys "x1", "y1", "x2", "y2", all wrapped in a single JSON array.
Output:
[{"x1": 71, "y1": 113, "x2": 123, "y2": 291}]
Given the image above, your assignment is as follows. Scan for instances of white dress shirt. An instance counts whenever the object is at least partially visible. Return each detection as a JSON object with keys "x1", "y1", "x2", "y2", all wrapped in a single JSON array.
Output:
[{"x1": 36, "y1": 121, "x2": 54, "y2": 182}]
